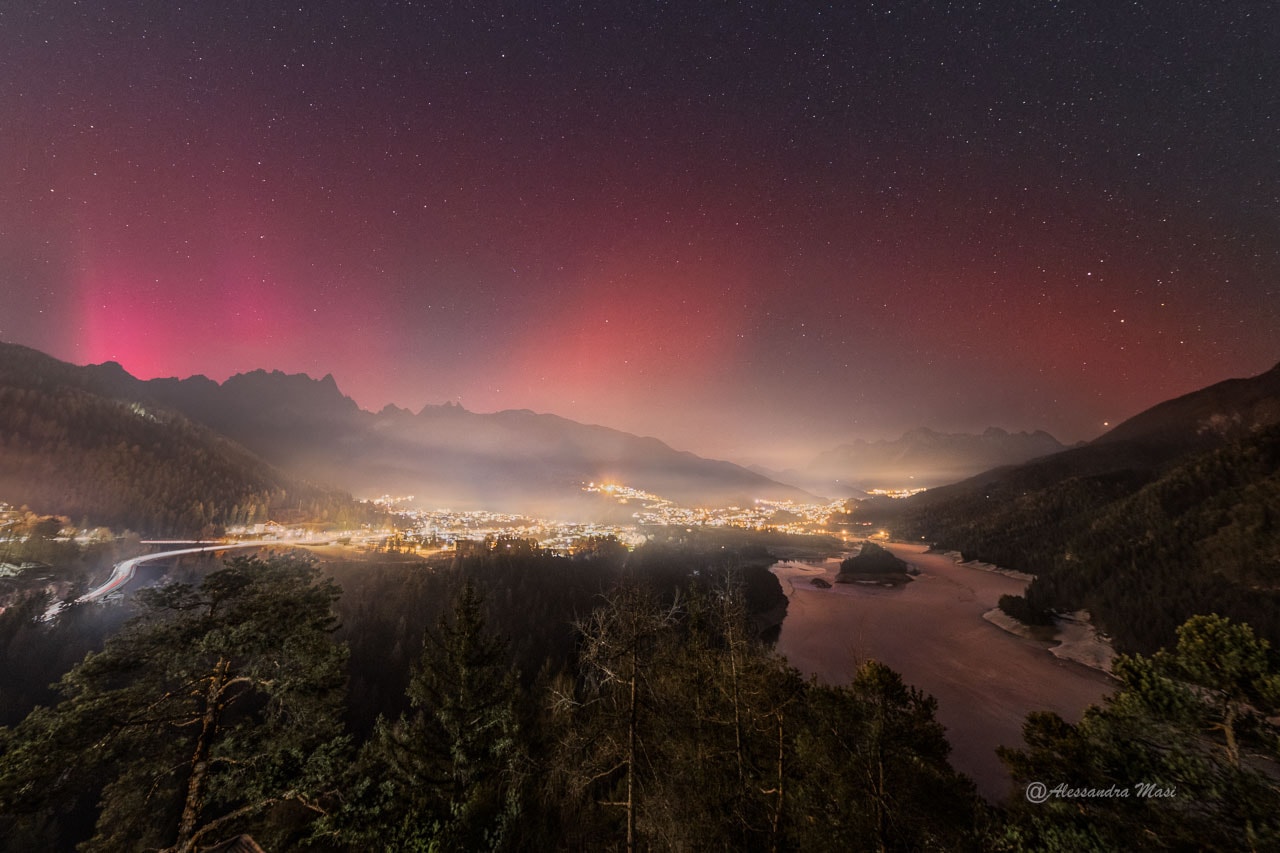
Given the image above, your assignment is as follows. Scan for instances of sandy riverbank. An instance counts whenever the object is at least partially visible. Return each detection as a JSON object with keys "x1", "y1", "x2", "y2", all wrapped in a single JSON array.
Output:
[{"x1": 771, "y1": 543, "x2": 1114, "y2": 801}]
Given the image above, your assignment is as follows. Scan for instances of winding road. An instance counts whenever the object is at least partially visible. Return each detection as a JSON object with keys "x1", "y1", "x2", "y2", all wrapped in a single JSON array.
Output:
[{"x1": 43, "y1": 539, "x2": 315, "y2": 620}]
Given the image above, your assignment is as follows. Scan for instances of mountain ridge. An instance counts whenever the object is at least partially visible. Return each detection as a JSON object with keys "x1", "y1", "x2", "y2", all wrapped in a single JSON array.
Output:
[
  {"x1": 888, "y1": 359, "x2": 1280, "y2": 653},
  {"x1": 143, "y1": 367, "x2": 817, "y2": 513},
  {"x1": 1094, "y1": 360, "x2": 1280, "y2": 449},
  {"x1": 0, "y1": 342, "x2": 815, "y2": 524},
  {"x1": 805, "y1": 425, "x2": 1070, "y2": 492},
  {"x1": 0, "y1": 342, "x2": 373, "y2": 534}
]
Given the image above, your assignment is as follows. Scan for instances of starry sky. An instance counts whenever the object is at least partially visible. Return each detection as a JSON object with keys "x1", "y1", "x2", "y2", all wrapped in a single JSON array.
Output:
[{"x1": 2, "y1": 1, "x2": 1277, "y2": 468}]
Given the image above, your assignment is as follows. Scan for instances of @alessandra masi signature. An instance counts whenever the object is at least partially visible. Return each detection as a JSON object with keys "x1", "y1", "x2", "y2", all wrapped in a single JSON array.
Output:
[{"x1": 1025, "y1": 781, "x2": 1177, "y2": 803}]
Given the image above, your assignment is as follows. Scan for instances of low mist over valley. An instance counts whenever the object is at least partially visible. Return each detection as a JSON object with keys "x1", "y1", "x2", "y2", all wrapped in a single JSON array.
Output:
[{"x1": 3, "y1": 1, "x2": 1278, "y2": 848}]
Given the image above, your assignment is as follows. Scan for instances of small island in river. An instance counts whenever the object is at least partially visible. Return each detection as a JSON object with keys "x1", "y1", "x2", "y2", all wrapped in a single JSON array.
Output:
[{"x1": 834, "y1": 541, "x2": 917, "y2": 586}]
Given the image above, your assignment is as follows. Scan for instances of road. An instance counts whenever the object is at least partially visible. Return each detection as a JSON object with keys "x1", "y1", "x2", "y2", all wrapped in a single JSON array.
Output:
[{"x1": 42, "y1": 539, "x2": 319, "y2": 620}]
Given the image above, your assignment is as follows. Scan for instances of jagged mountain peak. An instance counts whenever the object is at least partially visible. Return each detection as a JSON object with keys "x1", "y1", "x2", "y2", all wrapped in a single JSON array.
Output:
[
  {"x1": 0, "y1": 343, "x2": 815, "y2": 518},
  {"x1": 137, "y1": 361, "x2": 812, "y2": 511},
  {"x1": 217, "y1": 368, "x2": 361, "y2": 416}
]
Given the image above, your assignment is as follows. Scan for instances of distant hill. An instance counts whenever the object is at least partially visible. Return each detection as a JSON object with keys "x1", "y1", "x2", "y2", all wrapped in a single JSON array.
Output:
[
  {"x1": 0, "y1": 342, "x2": 373, "y2": 535},
  {"x1": 893, "y1": 360, "x2": 1280, "y2": 653},
  {"x1": 807, "y1": 426, "x2": 1068, "y2": 491},
  {"x1": 144, "y1": 369, "x2": 816, "y2": 516},
  {"x1": 0, "y1": 342, "x2": 814, "y2": 528}
]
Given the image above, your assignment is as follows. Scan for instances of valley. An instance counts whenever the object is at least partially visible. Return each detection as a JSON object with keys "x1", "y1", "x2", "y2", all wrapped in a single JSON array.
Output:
[{"x1": 2, "y1": 343, "x2": 1278, "y2": 848}]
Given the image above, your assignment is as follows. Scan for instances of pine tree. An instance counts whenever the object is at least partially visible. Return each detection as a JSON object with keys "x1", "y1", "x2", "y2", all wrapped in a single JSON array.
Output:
[
  {"x1": 791, "y1": 661, "x2": 981, "y2": 852},
  {"x1": 644, "y1": 579, "x2": 804, "y2": 850},
  {"x1": 0, "y1": 553, "x2": 349, "y2": 852},
  {"x1": 332, "y1": 580, "x2": 523, "y2": 851},
  {"x1": 551, "y1": 583, "x2": 681, "y2": 853},
  {"x1": 998, "y1": 614, "x2": 1280, "y2": 851}
]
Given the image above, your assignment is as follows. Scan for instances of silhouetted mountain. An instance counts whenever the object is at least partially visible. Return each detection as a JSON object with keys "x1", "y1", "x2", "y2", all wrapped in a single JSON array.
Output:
[
  {"x1": 909, "y1": 361, "x2": 1280, "y2": 511},
  {"x1": 2, "y1": 343, "x2": 813, "y2": 527},
  {"x1": 1094, "y1": 361, "x2": 1280, "y2": 449},
  {"x1": 0, "y1": 342, "x2": 373, "y2": 534},
  {"x1": 893, "y1": 360, "x2": 1280, "y2": 653},
  {"x1": 145, "y1": 369, "x2": 815, "y2": 516},
  {"x1": 808, "y1": 426, "x2": 1068, "y2": 490}
]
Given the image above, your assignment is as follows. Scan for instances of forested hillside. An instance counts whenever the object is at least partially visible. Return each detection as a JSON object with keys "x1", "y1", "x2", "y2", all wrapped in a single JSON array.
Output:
[
  {"x1": 900, "y1": 423, "x2": 1280, "y2": 653},
  {"x1": 1019, "y1": 424, "x2": 1280, "y2": 652},
  {"x1": 0, "y1": 343, "x2": 378, "y2": 535}
]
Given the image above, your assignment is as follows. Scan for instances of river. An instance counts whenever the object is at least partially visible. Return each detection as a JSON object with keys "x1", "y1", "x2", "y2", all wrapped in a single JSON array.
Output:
[{"x1": 771, "y1": 542, "x2": 1114, "y2": 801}]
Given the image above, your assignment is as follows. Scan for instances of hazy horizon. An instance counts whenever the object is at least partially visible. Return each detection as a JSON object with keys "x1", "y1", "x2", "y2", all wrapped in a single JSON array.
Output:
[
  {"x1": 3, "y1": 3, "x2": 1275, "y2": 473},
  {"x1": 15, "y1": 340, "x2": 1280, "y2": 475}
]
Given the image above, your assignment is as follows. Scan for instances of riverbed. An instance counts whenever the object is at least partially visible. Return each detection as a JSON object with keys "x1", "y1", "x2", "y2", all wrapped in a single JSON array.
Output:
[{"x1": 771, "y1": 542, "x2": 1114, "y2": 801}]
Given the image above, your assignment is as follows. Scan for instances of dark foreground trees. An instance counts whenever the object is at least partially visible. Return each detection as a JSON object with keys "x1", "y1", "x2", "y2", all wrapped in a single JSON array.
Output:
[
  {"x1": 792, "y1": 661, "x2": 982, "y2": 851},
  {"x1": 997, "y1": 614, "x2": 1280, "y2": 851},
  {"x1": 0, "y1": 554, "x2": 349, "y2": 852},
  {"x1": 8, "y1": 545, "x2": 1280, "y2": 850},
  {"x1": 328, "y1": 581, "x2": 525, "y2": 851},
  {"x1": 4, "y1": 547, "x2": 988, "y2": 851},
  {"x1": 325, "y1": 570, "x2": 983, "y2": 851},
  {"x1": 548, "y1": 580, "x2": 983, "y2": 852},
  {"x1": 2, "y1": 557, "x2": 986, "y2": 851}
]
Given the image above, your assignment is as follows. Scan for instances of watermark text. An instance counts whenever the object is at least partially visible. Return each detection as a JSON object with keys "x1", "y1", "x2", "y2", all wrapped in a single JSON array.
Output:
[{"x1": 1025, "y1": 781, "x2": 1177, "y2": 804}]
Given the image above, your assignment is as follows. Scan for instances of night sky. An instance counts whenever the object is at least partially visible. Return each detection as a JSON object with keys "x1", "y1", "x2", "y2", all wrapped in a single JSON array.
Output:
[{"x1": 2, "y1": 2, "x2": 1277, "y2": 468}]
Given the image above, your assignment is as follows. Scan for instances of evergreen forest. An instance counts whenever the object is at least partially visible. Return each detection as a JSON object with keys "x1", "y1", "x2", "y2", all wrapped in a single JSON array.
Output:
[
  {"x1": 3, "y1": 542, "x2": 1278, "y2": 851},
  {"x1": 893, "y1": 423, "x2": 1280, "y2": 653}
]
